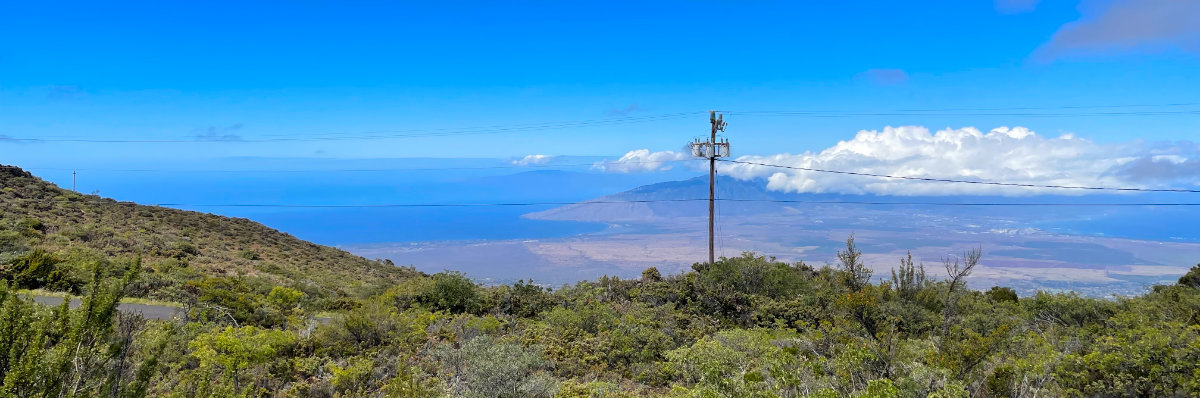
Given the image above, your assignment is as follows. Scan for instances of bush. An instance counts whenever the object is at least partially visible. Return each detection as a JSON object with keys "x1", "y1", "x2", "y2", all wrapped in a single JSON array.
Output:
[
  {"x1": 985, "y1": 287, "x2": 1019, "y2": 303},
  {"x1": 15, "y1": 217, "x2": 44, "y2": 237},
  {"x1": 3, "y1": 249, "x2": 79, "y2": 291},
  {"x1": 428, "y1": 271, "x2": 481, "y2": 314},
  {"x1": 433, "y1": 336, "x2": 557, "y2": 398},
  {"x1": 1179, "y1": 264, "x2": 1200, "y2": 289},
  {"x1": 238, "y1": 249, "x2": 260, "y2": 261},
  {"x1": 492, "y1": 279, "x2": 552, "y2": 318}
]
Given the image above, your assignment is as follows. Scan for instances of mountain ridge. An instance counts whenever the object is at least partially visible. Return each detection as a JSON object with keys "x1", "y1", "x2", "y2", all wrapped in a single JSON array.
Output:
[{"x1": 0, "y1": 164, "x2": 417, "y2": 302}]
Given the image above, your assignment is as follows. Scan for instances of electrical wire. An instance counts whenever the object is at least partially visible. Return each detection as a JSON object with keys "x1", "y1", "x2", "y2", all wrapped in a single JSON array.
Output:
[
  {"x1": 1, "y1": 112, "x2": 701, "y2": 143},
  {"x1": 24, "y1": 159, "x2": 703, "y2": 173},
  {"x1": 30, "y1": 198, "x2": 1199, "y2": 208},
  {"x1": 719, "y1": 102, "x2": 1200, "y2": 114},
  {"x1": 10, "y1": 101, "x2": 1200, "y2": 143},
  {"x1": 718, "y1": 159, "x2": 1200, "y2": 193},
  {"x1": 717, "y1": 110, "x2": 1200, "y2": 118}
]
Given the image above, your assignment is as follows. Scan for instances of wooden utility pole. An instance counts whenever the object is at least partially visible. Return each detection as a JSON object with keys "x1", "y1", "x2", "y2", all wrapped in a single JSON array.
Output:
[{"x1": 690, "y1": 111, "x2": 729, "y2": 264}]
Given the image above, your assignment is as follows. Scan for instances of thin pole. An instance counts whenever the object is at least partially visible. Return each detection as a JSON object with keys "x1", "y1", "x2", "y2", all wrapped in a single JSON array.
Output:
[
  {"x1": 73, "y1": 171, "x2": 77, "y2": 192},
  {"x1": 708, "y1": 111, "x2": 716, "y2": 265}
]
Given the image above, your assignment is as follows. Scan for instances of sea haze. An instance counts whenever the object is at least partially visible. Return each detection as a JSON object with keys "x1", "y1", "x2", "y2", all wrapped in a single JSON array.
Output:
[
  {"x1": 31, "y1": 157, "x2": 1200, "y2": 294},
  {"x1": 348, "y1": 174, "x2": 1200, "y2": 295},
  {"x1": 27, "y1": 156, "x2": 694, "y2": 244}
]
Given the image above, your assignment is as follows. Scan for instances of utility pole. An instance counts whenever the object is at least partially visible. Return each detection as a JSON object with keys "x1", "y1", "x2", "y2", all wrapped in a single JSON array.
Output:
[
  {"x1": 72, "y1": 171, "x2": 77, "y2": 192},
  {"x1": 690, "y1": 111, "x2": 729, "y2": 264}
]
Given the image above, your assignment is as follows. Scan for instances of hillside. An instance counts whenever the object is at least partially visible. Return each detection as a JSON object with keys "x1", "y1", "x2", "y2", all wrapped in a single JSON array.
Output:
[
  {"x1": 0, "y1": 165, "x2": 417, "y2": 303},
  {"x1": 2, "y1": 164, "x2": 1199, "y2": 397}
]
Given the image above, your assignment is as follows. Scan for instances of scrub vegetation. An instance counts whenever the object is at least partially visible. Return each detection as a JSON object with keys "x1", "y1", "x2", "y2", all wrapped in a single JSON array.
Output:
[{"x1": 2, "y1": 165, "x2": 1199, "y2": 397}]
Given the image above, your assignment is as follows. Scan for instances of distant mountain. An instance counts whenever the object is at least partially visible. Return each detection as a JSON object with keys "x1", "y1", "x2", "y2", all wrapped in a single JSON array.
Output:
[
  {"x1": 525, "y1": 174, "x2": 1200, "y2": 243},
  {"x1": 0, "y1": 165, "x2": 417, "y2": 299},
  {"x1": 525, "y1": 175, "x2": 785, "y2": 221}
]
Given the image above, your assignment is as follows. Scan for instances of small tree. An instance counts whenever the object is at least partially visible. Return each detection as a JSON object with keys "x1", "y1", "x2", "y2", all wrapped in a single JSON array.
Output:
[
  {"x1": 1178, "y1": 264, "x2": 1200, "y2": 289},
  {"x1": 187, "y1": 325, "x2": 296, "y2": 395},
  {"x1": 890, "y1": 251, "x2": 926, "y2": 302},
  {"x1": 940, "y1": 247, "x2": 981, "y2": 346},
  {"x1": 267, "y1": 286, "x2": 304, "y2": 314},
  {"x1": 838, "y1": 234, "x2": 871, "y2": 292},
  {"x1": 985, "y1": 286, "x2": 1018, "y2": 303},
  {"x1": 641, "y1": 267, "x2": 663, "y2": 282},
  {"x1": 427, "y1": 271, "x2": 480, "y2": 313}
]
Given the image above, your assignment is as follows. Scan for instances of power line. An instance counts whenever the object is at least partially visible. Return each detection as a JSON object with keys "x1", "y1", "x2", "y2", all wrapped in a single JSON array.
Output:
[
  {"x1": 716, "y1": 102, "x2": 1200, "y2": 118},
  {"x1": 38, "y1": 198, "x2": 1200, "y2": 208},
  {"x1": 51, "y1": 199, "x2": 705, "y2": 208},
  {"x1": 25, "y1": 159, "x2": 703, "y2": 173},
  {"x1": 720, "y1": 199, "x2": 1200, "y2": 207},
  {"x1": 252, "y1": 112, "x2": 701, "y2": 139},
  {"x1": 2, "y1": 112, "x2": 701, "y2": 143},
  {"x1": 718, "y1": 159, "x2": 1200, "y2": 193},
  {"x1": 715, "y1": 101, "x2": 1200, "y2": 114},
  {"x1": 11, "y1": 101, "x2": 1200, "y2": 144}
]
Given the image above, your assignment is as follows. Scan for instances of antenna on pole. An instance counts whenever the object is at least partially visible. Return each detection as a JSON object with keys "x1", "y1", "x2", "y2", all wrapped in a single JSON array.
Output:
[{"x1": 689, "y1": 111, "x2": 730, "y2": 264}]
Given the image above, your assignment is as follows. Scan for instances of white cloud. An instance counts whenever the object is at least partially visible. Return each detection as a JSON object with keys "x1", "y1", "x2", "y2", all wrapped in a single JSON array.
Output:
[
  {"x1": 512, "y1": 154, "x2": 554, "y2": 166},
  {"x1": 594, "y1": 149, "x2": 690, "y2": 173},
  {"x1": 716, "y1": 125, "x2": 1199, "y2": 196}
]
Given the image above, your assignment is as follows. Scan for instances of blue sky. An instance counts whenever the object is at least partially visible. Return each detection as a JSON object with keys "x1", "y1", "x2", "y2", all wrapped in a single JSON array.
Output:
[{"x1": 2, "y1": 0, "x2": 1198, "y2": 164}]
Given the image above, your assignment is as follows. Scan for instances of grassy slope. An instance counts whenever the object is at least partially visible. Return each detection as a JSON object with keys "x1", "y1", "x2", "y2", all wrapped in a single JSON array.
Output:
[{"x1": 0, "y1": 164, "x2": 416, "y2": 299}]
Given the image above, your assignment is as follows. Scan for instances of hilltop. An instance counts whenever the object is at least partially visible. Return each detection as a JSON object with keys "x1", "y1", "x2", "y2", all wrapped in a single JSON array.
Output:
[{"x1": 0, "y1": 165, "x2": 417, "y2": 305}]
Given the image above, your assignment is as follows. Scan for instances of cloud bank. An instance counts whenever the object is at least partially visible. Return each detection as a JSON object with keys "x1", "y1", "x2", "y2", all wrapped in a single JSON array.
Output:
[
  {"x1": 513, "y1": 154, "x2": 554, "y2": 166},
  {"x1": 601, "y1": 126, "x2": 1200, "y2": 196},
  {"x1": 1036, "y1": 0, "x2": 1200, "y2": 60},
  {"x1": 593, "y1": 149, "x2": 689, "y2": 173},
  {"x1": 721, "y1": 126, "x2": 1200, "y2": 196}
]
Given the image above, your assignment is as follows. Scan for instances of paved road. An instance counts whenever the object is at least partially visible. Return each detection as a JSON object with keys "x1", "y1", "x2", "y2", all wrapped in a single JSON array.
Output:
[{"x1": 28, "y1": 295, "x2": 184, "y2": 321}]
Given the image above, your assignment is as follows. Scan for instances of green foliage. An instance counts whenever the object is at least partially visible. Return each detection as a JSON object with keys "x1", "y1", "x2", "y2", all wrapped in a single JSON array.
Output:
[
  {"x1": 187, "y1": 276, "x2": 275, "y2": 326},
  {"x1": 0, "y1": 164, "x2": 421, "y2": 305},
  {"x1": 689, "y1": 252, "x2": 813, "y2": 325},
  {"x1": 890, "y1": 251, "x2": 926, "y2": 302},
  {"x1": 186, "y1": 325, "x2": 296, "y2": 396},
  {"x1": 0, "y1": 257, "x2": 150, "y2": 398},
  {"x1": 379, "y1": 272, "x2": 484, "y2": 314},
  {"x1": 838, "y1": 234, "x2": 871, "y2": 292},
  {"x1": 267, "y1": 286, "x2": 304, "y2": 312},
  {"x1": 2, "y1": 174, "x2": 1199, "y2": 398},
  {"x1": 383, "y1": 361, "x2": 443, "y2": 398},
  {"x1": 237, "y1": 248, "x2": 260, "y2": 260},
  {"x1": 641, "y1": 267, "x2": 662, "y2": 282},
  {"x1": 429, "y1": 271, "x2": 481, "y2": 313},
  {"x1": 492, "y1": 279, "x2": 553, "y2": 318},
  {"x1": 434, "y1": 335, "x2": 558, "y2": 398},
  {"x1": 1179, "y1": 263, "x2": 1200, "y2": 289},
  {"x1": 555, "y1": 379, "x2": 636, "y2": 398},
  {"x1": 14, "y1": 217, "x2": 44, "y2": 237},
  {"x1": 985, "y1": 286, "x2": 1019, "y2": 303}
]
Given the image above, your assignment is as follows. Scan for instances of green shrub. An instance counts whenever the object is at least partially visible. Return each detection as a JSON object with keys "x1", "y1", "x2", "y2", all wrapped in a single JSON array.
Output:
[
  {"x1": 238, "y1": 249, "x2": 260, "y2": 260},
  {"x1": 428, "y1": 271, "x2": 481, "y2": 314},
  {"x1": 985, "y1": 286, "x2": 1019, "y2": 303},
  {"x1": 3, "y1": 249, "x2": 79, "y2": 291}
]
